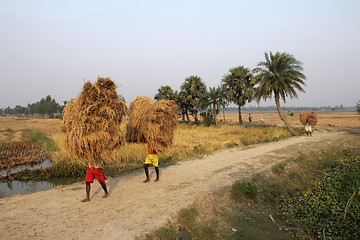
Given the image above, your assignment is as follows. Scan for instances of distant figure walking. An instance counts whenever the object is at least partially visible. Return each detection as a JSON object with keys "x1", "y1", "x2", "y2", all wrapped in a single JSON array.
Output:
[
  {"x1": 305, "y1": 120, "x2": 312, "y2": 136},
  {"x1": 248, "y1": 113, "x2": 252, "y2": 124},
  {"x1": 300, "y1": 111, "x2": 317, "y2": 137}
]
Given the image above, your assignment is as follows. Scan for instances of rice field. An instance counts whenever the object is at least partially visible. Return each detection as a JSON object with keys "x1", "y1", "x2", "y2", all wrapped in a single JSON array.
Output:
[
  {"x1": 224, "y1": 111, "x2": 360, "y2": 129},
  {"x1": 0, "y1": 142, "x2": 48, "y2": 169}
]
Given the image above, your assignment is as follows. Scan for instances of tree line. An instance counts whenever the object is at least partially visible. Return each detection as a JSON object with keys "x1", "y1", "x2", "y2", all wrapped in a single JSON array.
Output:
[
  {"x1": 6, "y1": 51, "x2": 354, "y2": 135},
  {"x1": 0, "y1": 95, "x2": 66, "y2": 118},
  {"x1": 155, "y1": 51, "x2": 306, "y2": 135}
]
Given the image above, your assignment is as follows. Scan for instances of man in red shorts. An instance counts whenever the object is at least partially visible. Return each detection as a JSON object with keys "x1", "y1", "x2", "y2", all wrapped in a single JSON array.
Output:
[{"x1": 81, "y1": 159, "x2": 108, "y2": 202}]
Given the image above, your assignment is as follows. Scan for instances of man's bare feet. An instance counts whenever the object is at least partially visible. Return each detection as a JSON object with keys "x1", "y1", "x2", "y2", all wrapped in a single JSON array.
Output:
[
  {"x1": 143, "y1": 179, "x2": 150, "y2": 183},
  {"x1": 154, "y1": 178, "x2": 160, "y2": 182},
  {"x1": 81, "y1": 198, "x2": 90, "y2": 202},
  {"x1": 102, "y1": 192, "x2": 109, "y2": 198}
]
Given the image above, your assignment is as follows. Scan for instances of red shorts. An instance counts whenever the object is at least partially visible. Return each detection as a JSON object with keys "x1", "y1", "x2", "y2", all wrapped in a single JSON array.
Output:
[{"x1": 85, "y1": 167, "x2": 107, "y2": 184}]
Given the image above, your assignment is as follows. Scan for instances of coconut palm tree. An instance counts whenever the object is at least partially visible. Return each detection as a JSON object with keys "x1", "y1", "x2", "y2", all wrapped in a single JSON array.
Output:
[
  {"x1": 222, "y1": 66, "x2": 255, "y2": 125},
  {"x1": 180, "y1": 75, "x2": 207, "y2": 124},
  {"x1": 253, "y1": 51, "x2": 306, "y2": 135}
]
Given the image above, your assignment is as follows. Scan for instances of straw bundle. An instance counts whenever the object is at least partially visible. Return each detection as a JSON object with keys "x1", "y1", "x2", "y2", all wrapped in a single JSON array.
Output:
[
  {"x1": 307, "y1": 111, "x2": 317, "y2": 126},
  {"x1": 299, "y1": 112, "x2": 308, "y2": 126},
  {"x1": 126, "y1": 96, "x2": 178, "y2": 152},
  {"x1": 62, "y1": 77, "x2": 127, "y2": 164},
  {"x1": 299, "y1": 111, "x2": 317, "y2": 126}
]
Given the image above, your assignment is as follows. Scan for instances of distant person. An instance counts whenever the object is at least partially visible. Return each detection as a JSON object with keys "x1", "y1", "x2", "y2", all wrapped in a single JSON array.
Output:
[
  {"x1": 81, "y1": 159, "x2": 109, "y2": 202},
  {"x1": 248, "y1": 113, "x2": 252, "y2": 124},
  {"x1": 143, "y1": 143, "x2": 160, "y2": 183},
  {"x1": 305, "y1": 120, "x2": 312, "y2": 136}
]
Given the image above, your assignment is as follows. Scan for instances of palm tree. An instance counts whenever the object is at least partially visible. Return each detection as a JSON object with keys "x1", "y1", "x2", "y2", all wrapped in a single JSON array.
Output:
[
  {"x1": 219, "y1": 84, "x2": 229, "y2": 122},
  {"x1": 222, "y1": 66, "x2": 255, "y2": 125},
  {"x1": 154, "y1": 85, "x2": 176, "y2": 100},
  {"x1": 174, "y1": 90, "x2": 191, "y2": 122},
  {"x1": 180, "y1": 75, "x2": 207, "y2": 124},
  {"x1": 200, "y1": 86, "x2": 224, "y2": 125},
  {"x1": 253, "y1": 51, "x2": 306, "y2": 135}
]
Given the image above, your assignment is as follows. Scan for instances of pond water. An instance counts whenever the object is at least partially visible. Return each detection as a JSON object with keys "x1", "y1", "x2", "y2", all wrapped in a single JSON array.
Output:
[
  {"x1": 0, "y1": 159, "x2": 52, "y2": 175},
  {"x1": 0, "y1": 160, "x2": 83, "y2": 198},
  {"x1": 0, "y1": 177, "x2": 83, "y2": 198}
]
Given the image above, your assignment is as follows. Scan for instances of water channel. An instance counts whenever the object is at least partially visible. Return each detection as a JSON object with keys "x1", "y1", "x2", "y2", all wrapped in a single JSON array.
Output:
[{"x1": 0, "y1": 160, "x2": 82, "y2": 198}]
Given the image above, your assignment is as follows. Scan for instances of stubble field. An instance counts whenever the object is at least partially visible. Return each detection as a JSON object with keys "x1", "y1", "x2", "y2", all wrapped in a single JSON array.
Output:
[{"x1": 224, "y1": 111, "x2": 360, "y2": 129}]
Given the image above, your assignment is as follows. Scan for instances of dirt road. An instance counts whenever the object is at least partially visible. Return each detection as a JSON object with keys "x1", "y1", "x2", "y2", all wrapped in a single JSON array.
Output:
[{"x1": 0, "y1": 128, "x2": 357, "y2": 239}]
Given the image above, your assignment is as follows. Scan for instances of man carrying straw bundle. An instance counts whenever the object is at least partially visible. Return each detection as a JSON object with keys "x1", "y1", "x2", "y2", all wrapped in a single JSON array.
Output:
[
  {"x1": 143, "y1": 142, "x2": 159, "y2": 183},
  {"x1": 305, "y1": 120, "x2": 312, "y2": 136},
  {"x1": 300, "y1": 111, "x2": 317, "y2": 136},
  {"x1": 82, "y1": 159, "x2": 108, "y2": 202},
  {"x1": 126, "y1": 96, "x2": 178, "y2": 183},
  {"x1": 62, "y1": 77, "x2": 127, "y2": 202}
]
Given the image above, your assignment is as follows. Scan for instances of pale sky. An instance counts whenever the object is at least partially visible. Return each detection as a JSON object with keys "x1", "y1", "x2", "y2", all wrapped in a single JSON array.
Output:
[{"x1": 1, "y1": 0, "x2": 359, "y2": 109}]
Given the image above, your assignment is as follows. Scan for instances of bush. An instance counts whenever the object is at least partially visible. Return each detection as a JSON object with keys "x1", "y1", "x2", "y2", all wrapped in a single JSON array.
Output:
[{"x1": 231, "y1": 180, "x2": 258, "y2": 201}]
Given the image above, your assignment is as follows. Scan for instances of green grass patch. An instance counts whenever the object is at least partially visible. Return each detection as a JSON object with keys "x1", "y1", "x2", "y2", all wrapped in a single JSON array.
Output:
[{"x1": 28, "y1": 128, "x2": 57, "y2": 151}]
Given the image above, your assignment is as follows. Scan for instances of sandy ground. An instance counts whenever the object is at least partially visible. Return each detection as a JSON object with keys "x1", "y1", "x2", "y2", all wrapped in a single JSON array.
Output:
[{"x1": 0, "y1": 128, "x2": 358, "y2": 240}]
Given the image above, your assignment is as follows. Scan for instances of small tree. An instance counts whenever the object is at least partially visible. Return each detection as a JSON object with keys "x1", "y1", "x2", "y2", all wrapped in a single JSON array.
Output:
[{"x1": 357, "y1": 101, "x2": 360, "y2": 114}]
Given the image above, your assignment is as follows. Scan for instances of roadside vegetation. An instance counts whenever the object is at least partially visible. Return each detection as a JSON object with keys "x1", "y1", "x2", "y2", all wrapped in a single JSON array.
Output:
[{"x1": 142, "y1": 138, "x2": 360, "y2": 240}]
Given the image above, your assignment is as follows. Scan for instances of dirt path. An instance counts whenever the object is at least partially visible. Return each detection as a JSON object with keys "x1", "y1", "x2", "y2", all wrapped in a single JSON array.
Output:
[{"x1": 0, "y1": 128, "x2": 357, "y2": 240}]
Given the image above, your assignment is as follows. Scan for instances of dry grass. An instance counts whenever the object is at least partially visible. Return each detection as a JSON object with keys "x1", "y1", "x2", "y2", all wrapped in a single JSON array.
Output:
[
  {"x1": 0, "y1": 117, "x2": 62, "y2": 140},
  {"x1": 224, "y1": 111, "x2": 360, "y2": 129}
]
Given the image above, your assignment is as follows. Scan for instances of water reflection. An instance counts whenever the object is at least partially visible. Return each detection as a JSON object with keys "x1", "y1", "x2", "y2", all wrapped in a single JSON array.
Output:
[
  {"x1": 0, "y1": 177, "x2": 83, "y2": 198},
  {"x1": 0, "y1": 159, "x2": 83, "y2": 198},
  {"x1": 0, "y1": 159, "x2": 52, "y2": 175},
  {"x1": 0, "y1": 180, "x2": 55, "y2": 198}
]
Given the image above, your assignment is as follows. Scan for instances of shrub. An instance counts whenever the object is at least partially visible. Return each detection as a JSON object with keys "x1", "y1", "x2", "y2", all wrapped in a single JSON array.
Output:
[{"x1": 231, "y1": 180, "x2": 258, "y2": 201}]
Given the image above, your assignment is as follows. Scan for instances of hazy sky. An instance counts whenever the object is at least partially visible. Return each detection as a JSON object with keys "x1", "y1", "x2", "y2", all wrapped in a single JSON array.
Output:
[{"x1": 1, "y1": 0, "x2": 359, "y2": 109}]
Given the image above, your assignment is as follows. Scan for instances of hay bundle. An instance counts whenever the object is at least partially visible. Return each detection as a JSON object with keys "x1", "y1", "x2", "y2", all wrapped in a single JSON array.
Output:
[
  {"x1": 307, "y1": 111, "x2": 317, "y2": 126},
  {"x1": 299, "y1": 112, "x2": 308, "y2": 126},
  {"x1": 299, "y1": 111, "x2": 317, "y2": 126},
  {"x1": 126, "y1": 96, "x2": 178, "y2": 152},
  {"x1": 62, "y1": 77, "x2": 127, "y2": 164}
]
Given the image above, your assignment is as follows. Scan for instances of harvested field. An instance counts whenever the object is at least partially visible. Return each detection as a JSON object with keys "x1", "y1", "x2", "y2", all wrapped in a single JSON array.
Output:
[
  {"x1": 0, "y1": 117, "x2": 61, "y2": 139},
  {"x1": 224, "y1": 111, "x2": 360, "y2": 129},
  {"x1": 0, "y1": 142, "x2": 48, "y2": 169}
]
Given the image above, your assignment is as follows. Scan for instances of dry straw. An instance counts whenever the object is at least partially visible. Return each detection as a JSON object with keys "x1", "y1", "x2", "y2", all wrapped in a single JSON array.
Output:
[
  {"x1": 307, "y1": 111, "x2": 318, "y2": 126},
  {"x1": 299, "y1": 111, "x2": 317, "y2": 126},
  {"x1": 299, "y1": 112, "x2": 308, "y2": 126},
  {"x1": 126, "y1": 96, "x2": 178, "y2": 152},
  {"x1": 62, "y1": 77, "x2": 127, "y2": 165}
]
